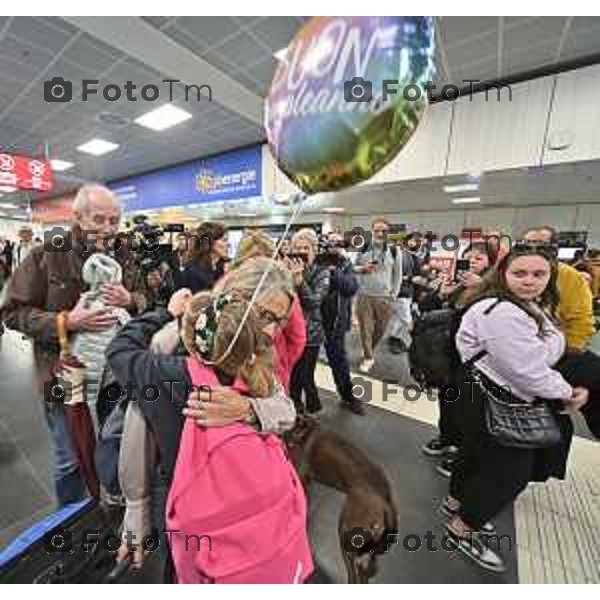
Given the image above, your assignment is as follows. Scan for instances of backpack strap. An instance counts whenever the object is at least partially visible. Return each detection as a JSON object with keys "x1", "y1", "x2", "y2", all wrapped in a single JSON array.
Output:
[{"x1": 461, "y1": 297, "x2": 510, "y2": 369}]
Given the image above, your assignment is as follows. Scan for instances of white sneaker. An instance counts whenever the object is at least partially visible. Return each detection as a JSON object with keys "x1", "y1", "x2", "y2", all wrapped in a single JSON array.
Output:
[{"x1": 359, "y1": 358, "x2": 375, "y2": 372}]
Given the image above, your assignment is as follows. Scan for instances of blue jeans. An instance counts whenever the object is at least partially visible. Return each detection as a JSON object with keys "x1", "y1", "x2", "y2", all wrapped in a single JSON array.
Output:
[{"x1": 43, "y1": 403, "x2": 88, "y2": 507}]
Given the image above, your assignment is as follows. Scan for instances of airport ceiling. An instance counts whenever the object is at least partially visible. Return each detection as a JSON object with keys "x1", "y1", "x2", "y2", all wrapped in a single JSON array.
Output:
[{"x1": 1, "y1": 15, "x2": 600, "y2": 211}]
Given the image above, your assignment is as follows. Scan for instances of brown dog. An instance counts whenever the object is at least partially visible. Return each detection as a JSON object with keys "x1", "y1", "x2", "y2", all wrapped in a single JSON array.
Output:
[{"x1": 284, "y1": 416, "x2": 398, "y2": 584}]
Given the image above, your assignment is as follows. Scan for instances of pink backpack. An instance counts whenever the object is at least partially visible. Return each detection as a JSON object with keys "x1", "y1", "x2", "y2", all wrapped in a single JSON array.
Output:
[{"x1": 165, "y1": 357, "x2": 313, "y2": 584}]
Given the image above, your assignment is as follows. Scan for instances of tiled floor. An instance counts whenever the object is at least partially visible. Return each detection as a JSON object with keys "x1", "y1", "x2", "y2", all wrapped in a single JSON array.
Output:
[{"x1": 315, "y1": 348, "x2": 600, "y2": 584}]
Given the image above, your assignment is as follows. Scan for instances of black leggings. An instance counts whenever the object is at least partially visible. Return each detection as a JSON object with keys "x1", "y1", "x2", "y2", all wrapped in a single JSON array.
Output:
[{"x1": 290, "y1": 345, "x2": 321, "y2": 413}]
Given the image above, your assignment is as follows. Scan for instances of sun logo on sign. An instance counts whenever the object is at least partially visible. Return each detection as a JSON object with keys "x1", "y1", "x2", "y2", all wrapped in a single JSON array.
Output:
[{"x1": 196, "y1": 168, "x2": 215, "y2": 192}]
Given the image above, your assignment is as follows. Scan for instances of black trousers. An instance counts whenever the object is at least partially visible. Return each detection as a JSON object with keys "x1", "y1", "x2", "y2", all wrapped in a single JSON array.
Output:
[
  {"x1": 438, "y1": 391, "x2": 463, "y2": 447},
  {"x1": 449, "y1": 373, "x2": 573, "y2": 529},
  {"x1": 290, "y1": 345, "x2": 321, "y2": 413},
  {"x1": 555, "y1": 350, "x2": 600, "y2": 439},
  {"x1": 324, "y1": 332, "x2": 354, "y2": 403}
]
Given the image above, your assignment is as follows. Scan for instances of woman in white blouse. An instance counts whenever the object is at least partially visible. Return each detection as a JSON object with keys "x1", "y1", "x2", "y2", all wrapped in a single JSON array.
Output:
[{"x1": 442, "y1": 244, "x2": 589, "y2": 573}]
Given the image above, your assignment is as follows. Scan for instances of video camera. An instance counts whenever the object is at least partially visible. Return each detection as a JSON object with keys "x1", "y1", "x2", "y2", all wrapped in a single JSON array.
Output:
[
  {"x1": 126, "y1": 215, "x2": 184, "y2": 273},
  {"x1": 315, "y1": 236, "x2": 347, "y2": 268}
]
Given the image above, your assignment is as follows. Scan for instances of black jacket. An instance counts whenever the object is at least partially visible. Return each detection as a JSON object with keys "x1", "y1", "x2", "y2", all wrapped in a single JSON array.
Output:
[
  {"x1": 321, "y1": 258, "x2": 359, "y2": 337},
  {"x1": 105, "y1": 308, "x2": 197, "y2": 481},
  {"x1": 177, "y1": 259, "x2": 225, "y2": 294}
]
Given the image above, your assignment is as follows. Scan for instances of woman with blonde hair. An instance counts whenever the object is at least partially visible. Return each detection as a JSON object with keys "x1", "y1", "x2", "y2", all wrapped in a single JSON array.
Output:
[
  {"x1": 233, "y1": 228, "x2": 307, "y2": 391},
  {"x1": 107, "y1": 257, "x2": 312, "y2": 583}
]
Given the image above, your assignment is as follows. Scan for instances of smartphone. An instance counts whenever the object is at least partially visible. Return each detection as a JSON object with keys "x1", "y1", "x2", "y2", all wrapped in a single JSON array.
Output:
[{"x1": 455, "y1": 259, "x2": 471, "y2": 280}]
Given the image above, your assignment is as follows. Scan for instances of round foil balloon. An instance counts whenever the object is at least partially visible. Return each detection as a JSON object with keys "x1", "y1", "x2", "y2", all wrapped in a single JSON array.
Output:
[{"x1": 265, "y1": 16, "x2": 436, "y2": 195}]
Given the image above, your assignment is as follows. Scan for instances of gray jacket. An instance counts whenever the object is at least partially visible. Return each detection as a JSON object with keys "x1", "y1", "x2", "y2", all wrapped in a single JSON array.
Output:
[{"x1": 354, "y1": 245, "x2": 402, "y2": 298}]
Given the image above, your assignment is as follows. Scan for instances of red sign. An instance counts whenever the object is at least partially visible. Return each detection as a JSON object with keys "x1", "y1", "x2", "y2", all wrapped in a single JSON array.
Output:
[
  {"x1": 0, "y1": 153, "x2": 53, "y2": 192},
  {"x1": 31, "y1": 193, "x2": 75, "y2": 224}
]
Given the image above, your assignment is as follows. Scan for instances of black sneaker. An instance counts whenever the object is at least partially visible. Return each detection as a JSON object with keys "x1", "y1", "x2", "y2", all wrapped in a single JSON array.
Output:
[
  {"x1": 422, "y1": 437, "x2": 450, "y2": 457},
  {"x1": 439, "y1": 500, "x2": 497, "y2": 536},
  {"x1": 340, "y1": 398, "x2": 366, "y2": 416},
  {"x1": 436, "y1": 457, "x2": 455, "y2": 478},
  {"x1": 444, "y1": 528, "x2": 506, "y2": 573}
]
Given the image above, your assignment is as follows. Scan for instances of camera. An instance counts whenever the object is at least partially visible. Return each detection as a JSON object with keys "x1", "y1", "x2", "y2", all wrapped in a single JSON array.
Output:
[
  {"x1": 44, "y1": 376, "x2": 71, "y2": 404},
  {"x1": 344, "y1": 226, "x2": 371, "y2": 253},
  {"x1": 44, "y1": 527, "x2": 73, "y2": 554},
  {"x1": 342, "y1": 527, "x2": 374, "y2": 553},
  {"x1": 344, "y1": 77, "x2": 373, "y2": 103},
  {"x1": 44, "y1": 77, "x2": 73, "y2": 103},
  {"x1": 351, "y1": 376, "x2": 372, "y2": 403},
  {"x1": 44, "y1": 226, "x2": 72, "y2": 253},
  {"x1": 315, "y1": 237, "x2": 346, "y2": 268}
]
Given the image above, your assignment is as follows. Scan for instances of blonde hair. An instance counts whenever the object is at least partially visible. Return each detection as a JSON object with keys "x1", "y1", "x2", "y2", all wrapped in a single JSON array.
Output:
[
  {"x1": 291, "y1": 228, "x2": 318, "y2": 250},
  {"x1": 181, "y1": 257, "x2": 294, "y2": 397},
  {"x1": 233, "y1": 229, "x2": 276, "y2": 267}
]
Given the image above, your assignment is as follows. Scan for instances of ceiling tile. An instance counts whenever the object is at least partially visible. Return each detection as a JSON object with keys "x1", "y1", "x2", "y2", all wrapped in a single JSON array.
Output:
[
  {"x1": 503, "y1": 17, "x2": 567, "y2": 53},
  {"x1": 502, "y1": 41, "x2": 559, "y2": 76},
  {"x1": 249, "y1": 17, "x2": 302, "y2": 53},
  {"x1": 451, "y1": 58, "x2": 499, "y2": 85},
  {"x1": 209, "y1": 32, "x2": 266, "y2": 71},
  {"x1": 62, "y1": 34, "x2": 121, "y2": 75},
  {"x1": 201, "y1": 48, "x2": 238, "y2": 76},
  {"x1": 245, "y1": 57, "x2": 278, "y2": 95},
  {"x1": 560, "y1": 24, "x2": 600, "y2": 62},
  {"x1": 176, "y1": 16, "x2": 240, "y2": 50},
  {"x1": 0, "y1": 55, "x2": 40, "y2": 84},
  {"x1": 41, "y1": 17, "x2": 80, "y2": 37},
  {"x1": 231, "y1": 17, "x2": 266, "y2": 27},
  {"x1": 441, "y1": 17, "x2": 498, "y2": 48},
  {"x1": 8, "y1": 16, "x2": 74, "y2": 54},
  {"x1": 141, "y1": 16, "x2": 172, "y2": 29},
  {"x1": 159, "y1": 24, "x2": 208, "y2": 57},
  {"x1": 0, "y1": 34, "x2": 55, "y2": 72},
  {"x1": 570, "y1": 16, "x2": 600, "y2": 34},
  {"x1": 445, "y1": 33, "x2": 498, "y2": 73}
]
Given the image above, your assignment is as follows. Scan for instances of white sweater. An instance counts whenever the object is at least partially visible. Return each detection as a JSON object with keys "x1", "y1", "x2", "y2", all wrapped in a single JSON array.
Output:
[{"x1": 456, "y1": 298, "x2": 573, "y2": 403}]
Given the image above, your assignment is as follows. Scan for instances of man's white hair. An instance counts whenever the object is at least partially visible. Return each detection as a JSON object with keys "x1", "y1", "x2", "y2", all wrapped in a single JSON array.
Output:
[{"x1": 72, "y1": 183, "x2": 120, "y2": 216}]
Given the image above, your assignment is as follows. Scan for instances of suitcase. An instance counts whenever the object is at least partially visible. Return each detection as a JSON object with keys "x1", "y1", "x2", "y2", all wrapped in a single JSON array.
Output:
[{"x1": 0, "y1": 498, "x2": 131, "y2": 584}]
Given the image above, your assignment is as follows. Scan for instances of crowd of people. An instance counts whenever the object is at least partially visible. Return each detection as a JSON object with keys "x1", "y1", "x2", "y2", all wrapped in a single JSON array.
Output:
[{"x1": 0, "y1": 183, "x2": 599, "y2": 581}]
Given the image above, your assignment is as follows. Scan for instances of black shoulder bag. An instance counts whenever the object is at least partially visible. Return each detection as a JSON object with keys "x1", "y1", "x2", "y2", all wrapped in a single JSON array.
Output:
[{"x1": 464, "y1": 298, "x2": 563, "y2": 449}]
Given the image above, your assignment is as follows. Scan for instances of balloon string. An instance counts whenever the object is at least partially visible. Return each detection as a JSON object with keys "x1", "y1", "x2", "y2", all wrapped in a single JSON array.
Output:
[{"x1": 203, "y1": 192, "x2": 306, "y2": 366}]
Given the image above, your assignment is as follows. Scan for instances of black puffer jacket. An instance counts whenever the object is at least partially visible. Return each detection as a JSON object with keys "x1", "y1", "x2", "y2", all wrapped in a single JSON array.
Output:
[{"x1": 320, "y1": 258, "x2": 359, "y2": 338}]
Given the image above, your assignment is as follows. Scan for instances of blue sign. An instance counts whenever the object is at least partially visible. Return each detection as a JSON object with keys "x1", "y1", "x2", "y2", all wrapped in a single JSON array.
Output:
[{"x1": 109, "y1": 145, "x2": 262, "y2": 211}]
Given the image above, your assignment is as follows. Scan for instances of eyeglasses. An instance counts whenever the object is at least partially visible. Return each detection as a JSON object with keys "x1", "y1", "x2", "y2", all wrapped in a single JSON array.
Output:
[{"x1": 257, "y1": 306, "x2": 290, "y2": 329}]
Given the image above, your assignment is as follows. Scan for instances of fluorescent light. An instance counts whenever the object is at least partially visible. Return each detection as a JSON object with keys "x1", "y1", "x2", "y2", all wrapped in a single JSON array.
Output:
[
  {"x1": 238, "y1": 212, "x2": 258, "y2": 218},
  {"x1": 0, "y1": 202, "x2": 19, "y2": 209},
  {"x1": 274, "y1": 47, "x2": 288, "y2": 62},
  {"x1": 443, "y1": 183, "x2": 479, "y2": 193},
  {"x1": 0, "y1": 186, "x2": 17, "y2": 193},
  {"x1": 77, "y1": 138, "x2": 119, "y2": 156},
  {"x1": 50, "y1": 159, "x2": 75, "y2": 172},
  {"x1": 451, "y1": 197, "x2": 481, "y2": 205},
  {"x1": 135, "y1": 104, "x2": 192, "y2": 131},
  {"x1": 323, "y1": 207, "x2": 346, "y2": 213}
]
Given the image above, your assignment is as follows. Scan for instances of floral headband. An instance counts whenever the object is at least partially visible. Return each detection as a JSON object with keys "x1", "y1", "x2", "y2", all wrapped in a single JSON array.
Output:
[{"x1": 194, "y1": 293, "x2": 234, "y2": 360}]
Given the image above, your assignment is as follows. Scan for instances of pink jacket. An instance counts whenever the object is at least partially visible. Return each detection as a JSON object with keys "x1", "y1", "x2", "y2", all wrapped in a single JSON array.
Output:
[
  {"x1": 274, "y1": 297, "x2": 307, "y2": 391},
  {"x1": 165, "y1": 357, "x2": 313, "y2": 584}
]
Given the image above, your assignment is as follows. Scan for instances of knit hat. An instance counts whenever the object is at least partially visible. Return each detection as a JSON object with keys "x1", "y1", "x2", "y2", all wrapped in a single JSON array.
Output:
[{"x1": 82, "y1": 253, "x2": 123, "y2": 291}]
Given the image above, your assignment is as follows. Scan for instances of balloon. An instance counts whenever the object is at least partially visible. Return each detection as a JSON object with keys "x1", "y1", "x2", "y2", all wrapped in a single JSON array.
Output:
[{"x1": 265, "y1": 16, "x2": 436, "y2": 195}]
